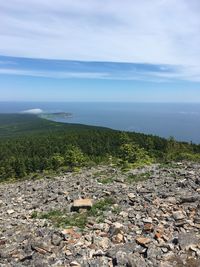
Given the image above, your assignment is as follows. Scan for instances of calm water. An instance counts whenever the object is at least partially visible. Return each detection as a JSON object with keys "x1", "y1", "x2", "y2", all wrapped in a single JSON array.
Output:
[{"x1": 1, "y1": 102, "x2": 200, "y2": 144}]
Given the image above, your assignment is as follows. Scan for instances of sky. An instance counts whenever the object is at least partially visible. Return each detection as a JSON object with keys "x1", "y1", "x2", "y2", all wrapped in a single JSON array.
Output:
[{"x1": 0, "y1": 0, "x2": 200, "y2": 102}]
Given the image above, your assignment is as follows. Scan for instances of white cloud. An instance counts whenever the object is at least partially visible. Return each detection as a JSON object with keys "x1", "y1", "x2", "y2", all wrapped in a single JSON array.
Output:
[
  {"x1": 0, "y1": 0, "x2": 200, "y2": 80},
  {"x1": 21, "y1": 108, "x2": 43, "y2": 114},
  {"x1": 1, "y1": 63, "x2": 200, "y2": 83},
  {"x1": 0, "y1": 68, "x2": 108, "y2": 79},
  {"x1": 0, "y1": 66, "x2": 184, "y2": 82}
]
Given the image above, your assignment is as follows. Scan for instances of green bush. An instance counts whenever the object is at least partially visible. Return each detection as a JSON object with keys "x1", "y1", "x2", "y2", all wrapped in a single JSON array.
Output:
[
  {"x1": 51, "y1": 154, "x2": 65, "y2": 170},
  {"x1": 119, "y1": 142, "x2": 153, "y2": 170},
  {"x1": 65, "y1": 145, "x2": 86, "y2": 168}
]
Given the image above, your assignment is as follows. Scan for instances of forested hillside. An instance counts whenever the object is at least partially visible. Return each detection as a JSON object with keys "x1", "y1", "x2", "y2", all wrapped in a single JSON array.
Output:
[{"x1": 0, "y1": 114, "x2": 200, "y2": 180}]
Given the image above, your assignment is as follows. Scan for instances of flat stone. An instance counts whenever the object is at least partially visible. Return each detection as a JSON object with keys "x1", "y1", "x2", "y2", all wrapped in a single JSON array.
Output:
[
  {"x1": 143, "y1": 217, "x2": 153, "y2": 223},
  {"x1": 172, "y1": 211, "x2": 185, "y2": 221},
  {"x1": 119, "y1": 211, "x2": 128, "y2": 217},
  {"x1": 128, "y1": 252, "x2": 147, "y2": 267},
  {"x1": 62, "y1": 228, "x2": 81, "y2": 239},
  {"x1": 136, "y1": 236, "x2": 152, "y2": 246},
  {"x1": 143, "y1": 223, "x2": 153, "y2": 232},
  {"x1": 178, "y1": 232, "x2": 199, "y2": 250},
  {"x1": 31, "y1": 244, "x2": 51, "y2": 255},
  {"x1": 180, "y1": 195, "x2": 199, "y2": 203},
  {"x1": 175, "y1": 219, "x2": 186, "y2": 227},
  {"x1": 106, "y1": 243, "x2": 137, "y2": 259},
  {"x1": 128, "y1": 193, "x2": 136, "y2": 200},
  {"x1": 166, "y1": 197, "x2": 177, "y2": 204},
  {"x1": 147, "y1": 244, "x2": 162, "y2": 259},
  {"x1": 113, "y1": 222, "x2": 123, "y2": 229},
  {"x1": 194, "y1": 216, "x2": 200, "y2": 224},
  {"x1": 109, "y1": 222, "x2": 123, "y2": 236},
  {"x1": 51, "y1": 233, "x2": 63, "y2": 246},
  {"x1": 98, "y1": 237, "x2": 110, "y2": 250},
  {"x1": 70, "y1": 261, "x2": 81, "y2": 267},
  {"x1": 115, "y1": 251, "x2": 128, "y2": 265},
  {"x1": 155, "y1": 230, "x2": 163, "y2": 239},
  {"x1": 161, "y1": 247, "x2": 168, "y2": 253},
  {"x1": 71, "y1": 198, "x2": 93, "y2": 211},
  {"x1": 159, "y1": 262, "x2": 173, "y2": 267},
  {"x1": 112, "y1": 233, "x2": 124, "y2": 244}
]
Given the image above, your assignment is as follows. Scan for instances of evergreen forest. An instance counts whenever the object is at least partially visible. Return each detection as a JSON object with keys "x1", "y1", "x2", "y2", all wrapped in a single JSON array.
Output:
[{"x1": 0, "y1": 114, "x2": 200, "y2": 181}]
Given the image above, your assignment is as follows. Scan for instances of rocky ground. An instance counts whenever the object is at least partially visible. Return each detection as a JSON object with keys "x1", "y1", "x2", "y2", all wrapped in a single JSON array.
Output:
[{"x1": 0, "y1": 162, "x2": 200, "y2": 267}]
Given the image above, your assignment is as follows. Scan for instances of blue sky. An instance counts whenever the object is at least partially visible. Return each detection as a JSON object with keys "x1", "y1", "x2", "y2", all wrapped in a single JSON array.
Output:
[{"x1": 0, "y1": 0, "x2": 200, "y2": 102}]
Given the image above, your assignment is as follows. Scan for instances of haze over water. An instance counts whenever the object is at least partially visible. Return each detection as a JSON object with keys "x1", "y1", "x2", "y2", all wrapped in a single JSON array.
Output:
[{"x1": 1, "y1": 102, "x2": 200, "y2": 144}]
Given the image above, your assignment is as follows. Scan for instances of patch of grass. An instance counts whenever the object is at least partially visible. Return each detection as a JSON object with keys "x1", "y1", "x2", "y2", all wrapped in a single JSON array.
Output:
[
  {"x1": 31, "y1": 211, "x2": 38, "y2": 219},
  {"x1": 39, "y1": 210, "x2": 64, "y2": 220},
  {"x1": 31, "y1": 197, "x2": 116, "y2": 229},
  {"x1": 158, "y1": 162, "x2": 179, "y2": 169},
  {"x1": 59, "y1": 213, "x2": 88, "y2": 229},
  {"x1": 125, "y1": 172, "x2": 151, "y2": 184},
  {"x1": 89, "y1": 197, "x2": 116, "y2": 223},
  {"x1": 93, "y1": 170, "x2": 106, "y2": 178},
  {"x1": 31, "y1": 209, "x2": 87, "y2": 229},
  {"x1": 0, "y1": 170, "x2": 56, "y2": 185},
  {"x1": 112, "y1": 206, "x2": 121, "y2": 215},
  {"x1": 90, "y1": 197, "x2": 116, "y2": 216},
  {"x1": 97, "y1": 177, "x2": 113, "y2": 184}
]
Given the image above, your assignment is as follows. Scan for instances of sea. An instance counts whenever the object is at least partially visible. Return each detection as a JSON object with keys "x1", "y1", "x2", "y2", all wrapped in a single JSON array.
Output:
[{"x1": 0, "y1": 102, "x2": 200, "y2": 144}]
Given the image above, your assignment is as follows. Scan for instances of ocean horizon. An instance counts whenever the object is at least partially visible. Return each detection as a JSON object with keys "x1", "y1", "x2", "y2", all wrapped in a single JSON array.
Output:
[{"x1": 1, "y1": 101, "x2": 200, "y2": 144}]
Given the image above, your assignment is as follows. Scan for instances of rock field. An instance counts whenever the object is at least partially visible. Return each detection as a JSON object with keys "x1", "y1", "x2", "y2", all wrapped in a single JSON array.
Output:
[{"x1": 0, "y1": 162, "x2": 200, "y2": 267}]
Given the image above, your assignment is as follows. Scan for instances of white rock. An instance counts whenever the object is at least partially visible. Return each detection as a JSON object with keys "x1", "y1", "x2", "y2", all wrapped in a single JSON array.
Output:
[
  {"x1": 128, "y1": 193, "x2": 136, "y2": 199},
  {"x1": 112, "y1": 222, "x2": 123, "y2": 229},
  {"x1": 119, "y1": 211, "x2": 128, "y2": 218},
  {"x1": 98, "y1": 237, "x2": 110, "y2": 250},
  {"x1": 143, "y1": 217, "x2": 153, "y2": 223},
  {"x1": 7, "y1": 209, "x2": 15, "y2": 215},
  {"x1": 70, "y1": 261, "x2": 81, "y2": 267}
]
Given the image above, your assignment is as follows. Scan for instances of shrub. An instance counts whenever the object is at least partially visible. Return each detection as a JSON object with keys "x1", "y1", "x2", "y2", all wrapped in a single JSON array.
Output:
[
  {"x1": 119, "y1": 142, "x2": 153, "y2": 170},
  {"x1": 65, "y1": 145, "x2": 86, "y2": 168},
  {"x1": 51, "y1": 154, "x2": 65, "y2": 170}
]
